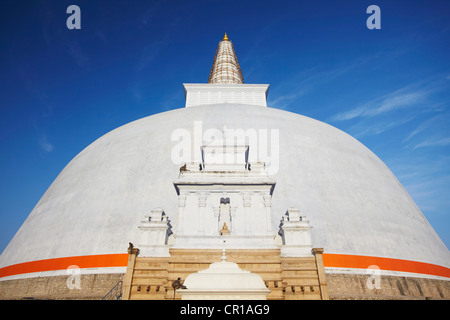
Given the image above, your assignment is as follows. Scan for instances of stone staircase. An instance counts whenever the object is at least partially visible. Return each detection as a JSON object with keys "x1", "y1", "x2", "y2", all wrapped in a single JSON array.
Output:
[{"x1": 122, "y1": 248, "x2": 328, "y2": 300}]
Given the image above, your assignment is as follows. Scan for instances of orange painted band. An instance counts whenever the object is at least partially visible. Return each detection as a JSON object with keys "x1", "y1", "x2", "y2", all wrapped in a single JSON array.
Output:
[
  {"x1": 0, "y1": 254, "x2": 128, "y2": 278},
  {"x1": 0, "y1": 253, "x2": 448, "y2": 279},
  {"x1": 322, "y1": 253, "x2": 450, "y2": 278}
]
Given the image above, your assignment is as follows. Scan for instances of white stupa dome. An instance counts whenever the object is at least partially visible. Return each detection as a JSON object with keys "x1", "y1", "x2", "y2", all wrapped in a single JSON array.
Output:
[
  {"x1": 0, "y1": 34, "x2": 448, "y2": 300},
  {"x1": 1, "y1": 103, "x2": 448, "y2": 272}
]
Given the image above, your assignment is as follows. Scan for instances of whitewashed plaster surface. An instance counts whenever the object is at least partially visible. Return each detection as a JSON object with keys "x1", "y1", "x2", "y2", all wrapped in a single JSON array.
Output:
[{"x1": 1, "y1": 103, "x2": 449, "y2": 275}]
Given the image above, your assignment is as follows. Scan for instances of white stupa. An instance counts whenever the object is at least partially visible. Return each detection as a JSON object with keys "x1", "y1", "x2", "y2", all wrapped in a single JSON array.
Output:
[
  {"x1": 178, "y1": 245, "x2": 270, "y2": 300},
  {"x1": 0, "y1": 33, "x2": 448, "y2": 300}
]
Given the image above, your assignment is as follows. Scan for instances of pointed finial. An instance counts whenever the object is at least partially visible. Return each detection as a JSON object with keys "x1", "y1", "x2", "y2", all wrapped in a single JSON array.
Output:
[
  {"x1": 221, "y1": 240, "x2": 227, "y2": 262},
  {"x1": 209, "y1": 32, "x2": 243, "y2": 84}
]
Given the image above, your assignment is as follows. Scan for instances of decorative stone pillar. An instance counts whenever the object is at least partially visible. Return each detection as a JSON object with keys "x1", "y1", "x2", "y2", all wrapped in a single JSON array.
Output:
[
  {"x1": 263, "y1": 192, "x2": 272, "y2": 234},
  {"x1": 198, "y1": 193, "x2": 208, "y2": 235},
  {"x1": 242, "y1": 192, "x2": 252, "y2": 234},
  {"x1": 230, "y1": 206, "x2": 237, "y2": 230},
  {"x1": 213, "y1": 206, "x2": 220, "y2": 234},
  {"x1": 138, "y1": 208, "x2": 172, "y2": 257},
  {"x1": 279, "y1": 207, "x2": 313, "y2": 257},
  {"x1": 177, "y1": 193, "x2": 187, "y2": 236}
]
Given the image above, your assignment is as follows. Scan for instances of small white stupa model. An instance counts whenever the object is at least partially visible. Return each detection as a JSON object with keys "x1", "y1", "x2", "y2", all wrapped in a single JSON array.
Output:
[{"x1": 178, "y1": 243, "x2": 271, "y2": 300}]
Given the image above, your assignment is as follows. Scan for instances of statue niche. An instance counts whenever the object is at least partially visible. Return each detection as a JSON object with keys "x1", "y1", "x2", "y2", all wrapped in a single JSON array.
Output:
[{"x1": 219, "y1": 197, "x2": 231, "y2": 235}]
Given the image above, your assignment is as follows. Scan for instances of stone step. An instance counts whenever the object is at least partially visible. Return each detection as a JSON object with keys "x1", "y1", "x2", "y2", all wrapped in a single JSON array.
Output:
[{"x1": 126, "y1": 248, "x2": 325, "y2": 300}]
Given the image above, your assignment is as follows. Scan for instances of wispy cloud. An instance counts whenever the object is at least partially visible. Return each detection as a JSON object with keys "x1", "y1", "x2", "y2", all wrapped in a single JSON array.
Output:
[
  {"x1": 413, "y1": 137, "x2": 450, "y2": 150},
  {"x1": 268, "y1": 54, "x2": 380, "y2": 108},
  {"x1": 347, "y1": 115, "x2": 415, "y2": 139},
  {"x1": 134, "y1": 14, "x2": 179, "y2": 73},
  {"x1": 404, "y1": 114, "x2": 450, "y2": 142},
  {"x1": 331, "y1": 88, "x2": 429, "y2": 122},
  {"x1": 388, "y1": 153, "x2": 450, "y2": 217},
  {"x1": 38, "y1": 134, "x2": 54, "y2": 153},
  {"x1": 269, "y1": 93, "x2": 301, "y2": 109},
  {"x1": 129, "y1": 82, "x2": 143, "y2": 103},
  {"x1": 135, "y1": 40, "x2": 164, "y2": 72},
  {"x1": 267, "y1": 47, "x2": 415, "y2": 109},
  {"x1": 330, "y1": 76, "x2": 448, "y2": 123},
  {"x1": 66, "y1": 42, "x2": 90, "y2": 69},
  {"x1": 402, "y1": 112, "x2": 450, "y2": 149}
]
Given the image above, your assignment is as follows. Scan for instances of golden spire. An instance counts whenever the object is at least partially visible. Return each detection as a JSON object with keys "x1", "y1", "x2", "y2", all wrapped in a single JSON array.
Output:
[{"x1": 208, "y1": 33, "x2": 244, "y2": 84}]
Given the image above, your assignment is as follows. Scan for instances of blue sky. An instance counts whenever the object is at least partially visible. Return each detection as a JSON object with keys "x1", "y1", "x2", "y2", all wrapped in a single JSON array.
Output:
[{"x1": 1, "y1": 0, "x2": 449, "y2": 253}]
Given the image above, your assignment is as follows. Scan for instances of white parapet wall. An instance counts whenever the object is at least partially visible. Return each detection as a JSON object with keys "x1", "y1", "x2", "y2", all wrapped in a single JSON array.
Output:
[{"x1": 184, "y1": 83, "x2": 269, "y2": 108}]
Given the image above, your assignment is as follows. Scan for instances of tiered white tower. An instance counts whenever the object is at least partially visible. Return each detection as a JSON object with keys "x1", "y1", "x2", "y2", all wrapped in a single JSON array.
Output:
[
  {"x1": 208, "y1": 33, "x2": 244, "y2": 84},
  {"x1": 184, "y1": 33, "x2": 268, "y2": 108}
]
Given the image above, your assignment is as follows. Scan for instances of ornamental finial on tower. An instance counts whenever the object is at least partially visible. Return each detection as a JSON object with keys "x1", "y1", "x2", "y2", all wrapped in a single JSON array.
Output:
[{"x1": 208, "y1": 33, "x2": 244, "y2": 84}]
